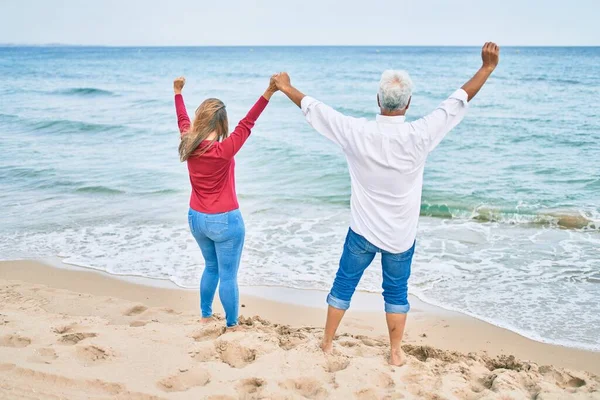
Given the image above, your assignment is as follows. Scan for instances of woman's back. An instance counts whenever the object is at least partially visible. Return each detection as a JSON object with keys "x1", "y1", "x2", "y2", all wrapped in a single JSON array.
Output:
[
  {"x1": 186, "y1": 143, "x2": 238, "y2": 213},
  {"x1": 175, "y1": 93, "x2": 269, "y2": 214}
]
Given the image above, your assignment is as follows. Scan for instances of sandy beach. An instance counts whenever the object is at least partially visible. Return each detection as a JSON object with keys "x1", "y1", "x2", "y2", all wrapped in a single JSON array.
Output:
[{"x1": 0, "y1": 260, "x2": 598, "y2": 399}]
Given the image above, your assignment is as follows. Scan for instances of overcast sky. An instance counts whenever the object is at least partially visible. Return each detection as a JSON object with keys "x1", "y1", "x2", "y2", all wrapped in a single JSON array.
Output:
[{"x1": 1, "y1": 0, "x2": 598, "y2": 46}]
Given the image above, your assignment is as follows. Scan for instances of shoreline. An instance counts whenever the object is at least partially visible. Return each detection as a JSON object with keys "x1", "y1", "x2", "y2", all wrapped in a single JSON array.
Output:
[
  {"x1": 39, "y1": 256, "x2": 600, "y2": 353},
  {"x1": 1, "y1": 259, "x2": 599, "y2": 375}
]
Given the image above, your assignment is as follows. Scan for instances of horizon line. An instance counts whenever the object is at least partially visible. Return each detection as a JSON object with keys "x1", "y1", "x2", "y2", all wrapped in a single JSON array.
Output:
[{"x1": 1, "y1": 43, "x2": 599, "y2": 48}]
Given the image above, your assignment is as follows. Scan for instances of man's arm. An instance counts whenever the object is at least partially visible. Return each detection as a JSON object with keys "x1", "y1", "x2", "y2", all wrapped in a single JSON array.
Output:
[
  {"x1": 413, "y1": 42, "x2": 500, "y2": 152},
  {"x1": 462, "y1": 42, "x2": 500, "y2": 101},
  {"x1": 273, "y1": 72, "x2": 364, "y2": 149},
  {"x1": 279, "y1": 84, "x2": 306, "y2": 108}
]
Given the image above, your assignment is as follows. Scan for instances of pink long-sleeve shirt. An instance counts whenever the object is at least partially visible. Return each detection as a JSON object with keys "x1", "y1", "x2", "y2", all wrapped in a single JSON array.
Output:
[{"x1": 175, "y1": 94, "x2": 269, "y2": 213}]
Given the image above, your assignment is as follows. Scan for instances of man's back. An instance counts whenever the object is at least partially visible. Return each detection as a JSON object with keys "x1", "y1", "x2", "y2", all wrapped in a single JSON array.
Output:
[{"x1": 301, "y1": 89, "x2": 469, "y2": 253}]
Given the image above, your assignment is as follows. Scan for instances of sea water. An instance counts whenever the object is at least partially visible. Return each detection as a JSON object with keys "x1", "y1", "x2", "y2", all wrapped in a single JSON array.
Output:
[{"x1": 1, "y1": 46, "x2": 598, "y2": 350}]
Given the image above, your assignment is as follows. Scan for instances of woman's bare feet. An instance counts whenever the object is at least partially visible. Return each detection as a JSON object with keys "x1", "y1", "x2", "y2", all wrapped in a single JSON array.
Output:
[
  {"x1": 320, "y1": 340, "x2": 333, "y2": 354},
  {"x1": 389, "y1": 348, "x2": 407, "y2": 366},
  {"x1": 226, "y1": 324, "x2": 241, "y2": 332},
  {"x1": 200, "y1": 317, "x2": 213, "y2": 324}
]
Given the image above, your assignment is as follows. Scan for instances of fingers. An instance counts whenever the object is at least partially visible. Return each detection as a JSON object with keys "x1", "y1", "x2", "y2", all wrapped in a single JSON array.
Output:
[{"x1": 483, "y1": 42, "x2": 500, "y2": 54}]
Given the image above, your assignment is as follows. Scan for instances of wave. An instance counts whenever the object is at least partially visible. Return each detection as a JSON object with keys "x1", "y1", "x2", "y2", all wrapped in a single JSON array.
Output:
[
  {"x1": 528, "y1": 76, "x2": 582, "y2": 85},
  {"x1": 141, "y1": 189, "x2": 181, "y2": 195},
  {"x1": 0, "y1": 166, "x2": 56, "y2": 179},
  {"x1": 54, "y1": 87, "x2": 115, "y2": 97},
  {"x1": 32, "y1": 119, "x2": 124, "y2": 134},
  {"x1": 420, "y1": 202, "x2": 598, "y2": 230},
  {"x1": 75, "y1": 186, "x2": 125, "y2": 195}
]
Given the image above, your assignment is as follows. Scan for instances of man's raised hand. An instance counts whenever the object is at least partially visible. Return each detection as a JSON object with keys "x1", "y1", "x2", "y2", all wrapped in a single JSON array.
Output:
[
  {"x1": 273, "y1": 72, "x2": 292, "y2": 91},
  {"x1": 482, "y1": 43, "x2": 500, "y2": 71}
]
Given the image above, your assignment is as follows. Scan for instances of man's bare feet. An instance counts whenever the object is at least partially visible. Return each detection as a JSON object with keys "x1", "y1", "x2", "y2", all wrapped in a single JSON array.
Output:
[
  {"x1": 226, "y1": 324, "x2": 241, "y2": 332},
  {"x1": 200, "y1": 317, "x2": 213, "y2": 324},
  {"x1": 389, "y1": 348, "x2": 407, "y2": 366},
  {"x1": 320, "y1": 340, "x2": 333, "y2": 354}
]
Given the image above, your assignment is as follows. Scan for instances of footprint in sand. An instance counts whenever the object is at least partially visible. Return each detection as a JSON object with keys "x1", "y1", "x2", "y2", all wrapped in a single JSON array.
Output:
[
  {"x1": 280, "y1": 377, "x2": 329, "y2": 400},
  {"x1": 28, "y1": 347, "x2": 58, "y2": 364},
  {"x1": 129, "y1": 320, "x2": 148, "y2": 327},
  {"x1": 539, "y1": 366, "x2": 587, "y2": 389},
  {"x1": 276, "y1": 326, "x2": 309, "y2": 351},
  {"x1": 189, "y1": 342, "x2": 218, "y2": 362},
  {"x1": 0, "y1": 335, "x2": 31, "y2": 348},
  {"x1": 59, "y1": 332, "x2": 97, "y2": 345},
  {"x1": 157, "y1": 367, "x2": 210, "y2": 392},
  {"x1": 123, "y1": 305, "x2": 148, "y2": 316},
  {"x1": 191, "y1": 324, "x2": 226, "y2": 342},
  {"x1": 325, "y1": 355, "x2": 350, "y2": 373},
  {"x1": 52, "y1": 323, "x2": 78, "y2": 334},
  {"x1": 216, "y1": 340, "x2": 257, "y2": 368},
  {"x1": 339, "y1": 338, "x2": 382, "y2": 358},
  {"x1": 375, "y1": 372, "x2": 395, "y2": 389},
  {"x1": 75, "y1": 345, "x2": 112, "y2": 365},
  {"x1": 236, "y1": 377, "x2": 266, "y2": 398},
  {"x1": 355, "y1": 388, "x2": 380, "y2": 400}
]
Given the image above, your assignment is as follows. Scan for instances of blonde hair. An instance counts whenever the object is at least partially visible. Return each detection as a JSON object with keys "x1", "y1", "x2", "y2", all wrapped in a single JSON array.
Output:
[{"x1": 179, "y1": 98, "x2": 228, "y2": 161}]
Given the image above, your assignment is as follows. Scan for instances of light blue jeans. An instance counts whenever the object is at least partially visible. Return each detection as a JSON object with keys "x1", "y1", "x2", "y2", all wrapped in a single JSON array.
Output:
[
  {"x1": 327, "y1": 228, "x2": 415, "y2": 314},
  {"x1": 188, "y1": 208, "x2": 245, "y2": 327}
]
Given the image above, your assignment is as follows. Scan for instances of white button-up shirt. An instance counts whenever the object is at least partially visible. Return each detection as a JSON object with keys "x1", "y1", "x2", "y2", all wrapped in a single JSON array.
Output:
[{"x1": 301, "y1": 89, "x2": 469, "y2": 253}]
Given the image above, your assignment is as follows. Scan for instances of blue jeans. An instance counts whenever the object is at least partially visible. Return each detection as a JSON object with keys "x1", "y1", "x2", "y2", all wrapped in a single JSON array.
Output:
[
  {"x1": 188, "y1": 208, "x2": 245, "y2": 327},
  {"x1": 327, "y1": 229, "x2": 415, "y2": 314}
]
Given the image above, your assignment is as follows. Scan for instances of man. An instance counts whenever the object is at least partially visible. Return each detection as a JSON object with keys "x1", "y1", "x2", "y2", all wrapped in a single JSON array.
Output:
[{"x1": 273, "y1": 43, "x2": 500, "y2": 366}]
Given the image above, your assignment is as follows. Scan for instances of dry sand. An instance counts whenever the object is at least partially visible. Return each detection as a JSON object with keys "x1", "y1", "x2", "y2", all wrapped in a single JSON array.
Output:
[{"x1": 0, "y1": 260, "x2": 599, "y2": 400}]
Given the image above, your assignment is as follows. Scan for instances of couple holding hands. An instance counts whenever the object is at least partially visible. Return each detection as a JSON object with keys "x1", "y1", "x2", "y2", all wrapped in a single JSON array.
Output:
[{"x1": 174, "y1": 42, "x2": 500, "y2": 365}]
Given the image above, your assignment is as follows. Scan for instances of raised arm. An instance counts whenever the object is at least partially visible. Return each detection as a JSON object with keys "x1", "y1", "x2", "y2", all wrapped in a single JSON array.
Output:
[
  {"x1": 462, "y1": 42, "x2": 500, "y2": 101},
  {"x1": 173, "y1": 76, "x2": 191, "y2": 136},
  {"x1": 219, "y1": 78, "x2": 278, "y2": 159},
  {"x1": 413, "y1": 42, "x2": 500, "y2": 152},
  {"x1": 274, "y1": 72, "x2": 363, "y2": 149}
]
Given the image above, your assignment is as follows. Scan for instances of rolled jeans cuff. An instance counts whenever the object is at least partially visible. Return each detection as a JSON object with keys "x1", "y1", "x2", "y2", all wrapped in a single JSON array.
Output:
[
  {"x1": 327, "y1": 293, "x2": 350, "y2": 311},
  {"x1": 385, "y1": 301, "x2": 410, "y2": 314}
]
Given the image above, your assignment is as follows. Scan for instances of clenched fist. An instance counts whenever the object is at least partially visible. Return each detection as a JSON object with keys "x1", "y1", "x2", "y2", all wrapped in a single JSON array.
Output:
[
  {"x1": 173, "y1": 76, "x2": 186, "y2": 94},
  {"x1": 267, "y1": 74, "x2": 279, "y2": 94},
  {"x1": 482, "y1": 43, "x2": 500, "y2": 71},
  {"x1": 272, "y1": 72, "x2": 291, "y2": 91}
]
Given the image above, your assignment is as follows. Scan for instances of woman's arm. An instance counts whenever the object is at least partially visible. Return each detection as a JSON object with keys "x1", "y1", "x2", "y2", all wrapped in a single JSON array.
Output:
[
  {"x1": 219, "y1": 77, "x2": 278, "y2": 159},
  {"x1": 173, "y1": 76, "x2": 191, "y2": 136}
]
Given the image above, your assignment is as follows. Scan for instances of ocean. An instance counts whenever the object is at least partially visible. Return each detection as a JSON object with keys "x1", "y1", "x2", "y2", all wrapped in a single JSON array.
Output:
[{"x1": 0, "y1": 46, "x2": 598, "y2": 351}]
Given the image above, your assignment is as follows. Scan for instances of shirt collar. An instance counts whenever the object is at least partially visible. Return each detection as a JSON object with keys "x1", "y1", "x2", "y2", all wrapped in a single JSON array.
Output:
[{"x1": 376, "y1": 114, "x2": 406, "y2": 124}]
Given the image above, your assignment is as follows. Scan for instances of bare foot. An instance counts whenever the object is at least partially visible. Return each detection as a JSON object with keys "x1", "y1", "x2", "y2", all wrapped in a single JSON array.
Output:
[
  {"x1": 226, "y1": 325, "x2": 241, "y2": 332},
  {"x1": 200, "y1": 317, "x2": 213, "y2": 324},
  {"x1": 320, "y1": 340, "x2": 333, "y2": 354},
  {"x1": 389, "y1": 348, "x2": 407, "y2": 366}
]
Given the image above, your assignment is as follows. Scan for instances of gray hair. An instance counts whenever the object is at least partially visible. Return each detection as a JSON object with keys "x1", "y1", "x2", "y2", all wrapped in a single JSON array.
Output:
[{"x1": 378, "y1": 70, "x2": 414, "y2": 112}]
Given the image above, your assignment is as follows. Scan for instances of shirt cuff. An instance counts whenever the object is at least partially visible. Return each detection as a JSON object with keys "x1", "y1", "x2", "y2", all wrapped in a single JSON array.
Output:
[
  {"x1": 301, "y1": 95, "x2": 319, "y2": 114},
  {"x1": 449, "y1": 89, "x2": 469, "y2": 105}
]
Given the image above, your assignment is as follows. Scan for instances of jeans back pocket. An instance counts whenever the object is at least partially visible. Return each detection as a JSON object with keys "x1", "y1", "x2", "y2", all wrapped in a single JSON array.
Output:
[{"x1": 205, "y1": 213, "x2": 229, "y2": 236}]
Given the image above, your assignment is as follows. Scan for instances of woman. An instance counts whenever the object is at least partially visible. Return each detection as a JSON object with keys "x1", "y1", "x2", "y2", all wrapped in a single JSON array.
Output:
[{"x1": 173, "y1": 75, "x2": 277, "y2": 328}]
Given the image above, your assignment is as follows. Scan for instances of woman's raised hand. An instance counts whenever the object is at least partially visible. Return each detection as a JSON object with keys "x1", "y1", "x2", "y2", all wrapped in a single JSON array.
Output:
[
  {"x1": 173, "y1": 76, "x2": 186, "y2": 95},
  {"x1": 262, "y1": 74, "x2": 279, "y2": 101},
  {"x1": 268, "y1": 74, "x2": 280, "y2": 94}
]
